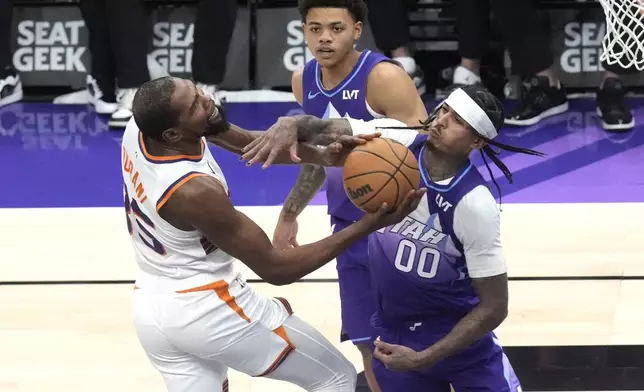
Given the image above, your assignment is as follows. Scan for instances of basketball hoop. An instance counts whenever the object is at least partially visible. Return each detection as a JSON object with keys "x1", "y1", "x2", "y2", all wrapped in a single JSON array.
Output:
[{"x1": 598, "y1": 0, "x2": 644, "y2": 70}]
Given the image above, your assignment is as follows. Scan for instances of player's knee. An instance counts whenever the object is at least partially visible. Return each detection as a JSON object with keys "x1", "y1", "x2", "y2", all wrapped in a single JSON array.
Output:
[
  {"x1": 334, "y1": 362, "x2": 358, "y2": 391},
  {"x1": 315, "y1": 359, "x2": 357, "y2": 392}
]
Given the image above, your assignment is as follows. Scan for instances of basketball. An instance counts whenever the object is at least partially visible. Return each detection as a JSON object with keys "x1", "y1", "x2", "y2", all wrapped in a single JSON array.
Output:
[{"x1": 343, "y1": 137, "x2": 420, "y2": 212}]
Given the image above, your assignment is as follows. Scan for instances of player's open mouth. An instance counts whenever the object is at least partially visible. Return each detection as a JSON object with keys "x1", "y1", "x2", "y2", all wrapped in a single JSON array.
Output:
[
  {"x1": 317, "y1": 48, "x2": 334, "y2": 57},
  {"x1": 207, "y1": 99, "x2": 218, "y2": 124}
]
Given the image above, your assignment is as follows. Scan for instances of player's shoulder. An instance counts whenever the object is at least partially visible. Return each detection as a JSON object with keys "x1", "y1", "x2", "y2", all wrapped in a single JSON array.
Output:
[
  {"x1": 161, "y1": 172, "x2": 228, "y2": 213},
  {"x1": 123, "y1": 117, "x2": 139, "y2": 139},
  {"x1": 291, "y1": 66, "x2": 304, "y2": 84},
  {"x1": 368, "y1": 60, "x2": 409, "y2": 85},
  {"x1": 291, "y1": 66, "x2": 304, "y2": 104},
  {"x1": 455, "y1": 185, "x2": 499, "y2": 221}
]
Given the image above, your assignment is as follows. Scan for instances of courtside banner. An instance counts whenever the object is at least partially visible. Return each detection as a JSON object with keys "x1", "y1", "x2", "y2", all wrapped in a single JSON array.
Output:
[
  {"x1": 11, "y1": 5, "x2": 249, "y2": 90},
  {"x1": 11, "y1": 7, "x2": 90, "y2": 89},
  {"x1": 149, "y1": 5, "x2": 250, "y2": 89},
  {"x1": 255, "y1": 7, "x2": 379, "y2": 87},
  {"x1": 547, "y1": 7, "x2": 644, "y2": 87}
]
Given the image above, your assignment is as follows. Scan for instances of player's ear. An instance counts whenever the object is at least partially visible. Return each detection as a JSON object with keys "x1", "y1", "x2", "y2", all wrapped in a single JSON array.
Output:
[
  {"x1": 471, "y1": 136, "x2": 487, "y2": 150},
  {"x1": 353, "y1": 21, "x2": 362, "y2": 40}
]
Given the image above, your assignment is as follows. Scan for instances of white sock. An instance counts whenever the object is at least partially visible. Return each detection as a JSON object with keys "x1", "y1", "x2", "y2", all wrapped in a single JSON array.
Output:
[
  {"x1": 394, "y1": 56, "x2": 416, "y2": 74},
  {"x1": 453, "y1": 65, "x2": 481, "y2": 85}
]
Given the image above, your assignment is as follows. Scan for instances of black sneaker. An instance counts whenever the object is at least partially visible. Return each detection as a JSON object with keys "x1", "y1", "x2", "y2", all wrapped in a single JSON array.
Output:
[
  {"x1": 596, "y1": 77, "x2": 634, "y2": 132},
  {"x1": 505, "y1": 75, "x2": 569, "y2": 126},
  {"x1": 409, "y1": 66, "x2": 427, "y2": 97},
  {"x1": 0, "y1": 66, "x2": 23, "y2": 107}
]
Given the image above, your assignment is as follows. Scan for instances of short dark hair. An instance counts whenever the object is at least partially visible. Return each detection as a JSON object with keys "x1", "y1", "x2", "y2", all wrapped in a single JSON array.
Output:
[
  {"x1": 298, "y1": 0, "x2": 368, "y2": 23},
  {"x1": 132, "y1": 76, "x2": 179, "y2": 140}
]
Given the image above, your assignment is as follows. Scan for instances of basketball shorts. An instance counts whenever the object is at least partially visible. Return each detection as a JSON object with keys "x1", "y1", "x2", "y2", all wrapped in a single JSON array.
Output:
[
  {"x1": 372, "y1": 319, "x2": 522, "y2": 392},
  {"x1": 132, "y1": 274, "x2": 357, "y2": 392},
  {"x1": 332, "y1": 217, "x2": 379, "y2": 347}
]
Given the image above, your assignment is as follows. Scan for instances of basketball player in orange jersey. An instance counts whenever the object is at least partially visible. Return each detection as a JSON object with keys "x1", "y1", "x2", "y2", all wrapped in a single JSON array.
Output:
[
  {"x1": 274, "y1": 1, "x2": 427, "y2": 388},
  {"x1": 123, "y1": 76, "x2": 424, "y2": 392}
]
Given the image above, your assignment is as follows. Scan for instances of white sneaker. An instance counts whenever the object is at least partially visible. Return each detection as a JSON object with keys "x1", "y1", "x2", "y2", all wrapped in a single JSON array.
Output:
[
  {"x1": 109, "y1": 88, "x2": 137, "y2": 128},
  {"x1": 86, "y1": 74, "x2": 118, "y2": 115},
  {"x1": 0, "y1": 70, "x2": 23, "y2": 108}
]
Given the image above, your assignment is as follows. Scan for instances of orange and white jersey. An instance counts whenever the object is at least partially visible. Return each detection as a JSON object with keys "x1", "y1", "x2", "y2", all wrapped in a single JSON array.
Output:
[{"x1": 121, "y1": 118, "x2": 237, "y2": 291}]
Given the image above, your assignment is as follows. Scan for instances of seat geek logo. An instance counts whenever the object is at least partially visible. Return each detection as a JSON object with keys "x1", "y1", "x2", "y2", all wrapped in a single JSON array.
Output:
[
  {"x1": 151, "y1": 22, "x2": 194, "y2": 74},
  {"x1": 13, "y1": 21, "x2": 87, "y2": 72},
  {"x1": 284, "y1": 20, "x2": 314, "y2": 72},
  {"x1": 560, "y1": 22, "x2": 605, "y2": 73}
]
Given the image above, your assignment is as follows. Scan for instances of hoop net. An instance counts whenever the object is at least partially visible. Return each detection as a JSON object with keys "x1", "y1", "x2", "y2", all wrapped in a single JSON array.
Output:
[{"x1": 599, "y1": 0, "x2": 644, "y2": 70}]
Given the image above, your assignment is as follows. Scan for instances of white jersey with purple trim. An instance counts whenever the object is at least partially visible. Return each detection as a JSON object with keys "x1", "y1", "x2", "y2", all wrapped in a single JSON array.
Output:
[{"x1": 120, "y1": 118, "x2": 237, "y2": 290}]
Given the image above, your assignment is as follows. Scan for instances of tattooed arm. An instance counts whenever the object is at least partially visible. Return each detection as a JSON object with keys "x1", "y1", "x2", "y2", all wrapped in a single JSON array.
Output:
[
  {"x1": 275, "y1": 115, "x2": 372, "y2": 220},
  {"x1": 273, "y1": 116, "x2": 349, "y2": 233},
  {"x1": 281, "y1": 164, "x2": 328, "y2": 220},
  {"x1": 289, "y1": 115, "x2": 354, "y2": 145}
]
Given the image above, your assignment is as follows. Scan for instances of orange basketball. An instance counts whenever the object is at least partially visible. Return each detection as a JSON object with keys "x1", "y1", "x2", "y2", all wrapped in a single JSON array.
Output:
[{"x1": 343, "y1": 137, "x2": 420, "y2": 212}]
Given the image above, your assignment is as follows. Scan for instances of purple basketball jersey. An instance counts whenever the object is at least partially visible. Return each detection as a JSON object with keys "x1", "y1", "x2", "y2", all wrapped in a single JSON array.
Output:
[
  {"x1": 368, "y1": 137, "x2": 490, "y2": 325},
  {"x1": 302, "y1": 50, "x2": 393, "y2": 221}
]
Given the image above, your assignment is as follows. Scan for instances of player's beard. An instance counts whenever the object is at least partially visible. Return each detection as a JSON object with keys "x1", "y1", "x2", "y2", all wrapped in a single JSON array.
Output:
[{"x1": 203, "y1": 103, "x2": 230, "y2": 137}]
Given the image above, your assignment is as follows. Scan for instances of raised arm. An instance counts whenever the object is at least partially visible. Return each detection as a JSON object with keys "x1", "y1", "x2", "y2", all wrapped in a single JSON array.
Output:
[
  {"x1": 159, "y1": 175, "x2": 424, "y2": 285},
  {"x1": 241, "y1": 63, "x2": 428, "y2": 167},
  {"x1": 206, "y1": 124, "x2": 264, "y2": 155}
]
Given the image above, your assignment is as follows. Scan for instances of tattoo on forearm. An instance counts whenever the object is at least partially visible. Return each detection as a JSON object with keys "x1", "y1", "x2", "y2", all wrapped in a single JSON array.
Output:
[
  {"x1": 282, "y1": 164, "x2": 327, "y2": 218},
  {"x1": 294, "y1": 115, "x2": 353, "y2": 145}
]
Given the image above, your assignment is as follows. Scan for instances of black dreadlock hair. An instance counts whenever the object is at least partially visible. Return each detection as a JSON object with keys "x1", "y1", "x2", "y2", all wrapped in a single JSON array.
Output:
[{"x1": 378, "y1": 85, "x2": 545, "y2": 205}]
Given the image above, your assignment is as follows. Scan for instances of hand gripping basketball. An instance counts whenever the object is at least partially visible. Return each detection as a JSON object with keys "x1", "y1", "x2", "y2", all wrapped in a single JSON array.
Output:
[
  {"x1": 343, "y1": 138, "x2": 421, "y2": 212},
  {"x1": 360, "y1": 188, "x2": 426, "y2": 231},
  {"x1": 320, "y1": 133, "x2": 382, "y2": 166}
]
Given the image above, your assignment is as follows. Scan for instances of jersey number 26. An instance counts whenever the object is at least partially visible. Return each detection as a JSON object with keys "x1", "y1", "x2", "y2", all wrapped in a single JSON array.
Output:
[{"x1": 124, "y1": 185, "x2": 166, "y2": 255}]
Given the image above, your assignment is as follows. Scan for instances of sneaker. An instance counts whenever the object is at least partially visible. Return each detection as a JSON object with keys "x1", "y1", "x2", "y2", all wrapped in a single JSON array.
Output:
[
  {"x1": 437, "y1": 66, "x2": 484, "y2": 98},
  {"x1": 393, "y1": 56, "x2": 427, "y2": 96},
  {"x1": 596, "y1": 77, "x2": 634, "y2": 132},
  {"x1": 0, "y1": 67, "x2": 23, "y2": 108},
  {"x1": 87, "y1": 74, "x2": 118, "y2": 115},
  {"x1": 505, "y1": 75, "x2": 569, "y2": 126},
  {"x1": 109, "y1": 88, "x2": 136, "y2": 128},
  {"x1": 409, "y1": 66, "x2": 427, "y2": 97}
]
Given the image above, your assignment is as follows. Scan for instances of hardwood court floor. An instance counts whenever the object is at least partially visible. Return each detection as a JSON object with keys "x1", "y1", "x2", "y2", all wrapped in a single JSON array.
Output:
[
  {"x1": 0, "y1": 203, "x2": 643, "y2": 391},
  {"x1": 2, "y1": 280, "x2": 644, "y2": 392}
]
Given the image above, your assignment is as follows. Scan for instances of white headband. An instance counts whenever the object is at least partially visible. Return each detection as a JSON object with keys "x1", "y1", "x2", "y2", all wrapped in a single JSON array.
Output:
[{"x1": 444, "y1": 88, "x2": 498, "y2": 139}]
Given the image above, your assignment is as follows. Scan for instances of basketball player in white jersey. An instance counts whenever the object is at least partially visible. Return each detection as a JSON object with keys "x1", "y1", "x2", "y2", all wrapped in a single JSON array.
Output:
[{"x1": 123, "y1": 76, "x2": 424, "y2": 392}]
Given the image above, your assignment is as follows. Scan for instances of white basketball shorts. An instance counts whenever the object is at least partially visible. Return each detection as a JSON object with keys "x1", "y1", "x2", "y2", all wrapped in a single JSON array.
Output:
[{"x1": 132, "y1": 275, "x2": 356, "y2": 392}]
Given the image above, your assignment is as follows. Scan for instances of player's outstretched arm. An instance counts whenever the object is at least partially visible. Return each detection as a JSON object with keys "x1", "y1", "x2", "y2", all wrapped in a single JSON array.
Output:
[
  {"x1": 160, "y1": 175, "x2": 425, "y2": 285},
  {"x1": 239, "y1": 116, "x2": 354, "y2": 167},
  {"x1": 207, "y1": 123, "x2": 334, "y2": 166},
  {"x1": 206, "y1": 124, "x2": 264, "y2": 155}
]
